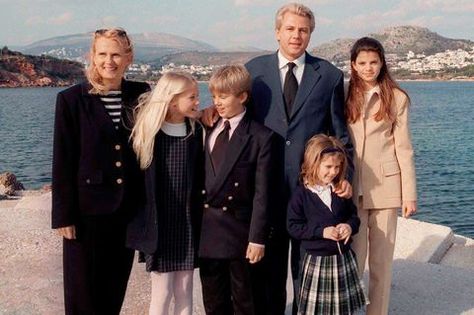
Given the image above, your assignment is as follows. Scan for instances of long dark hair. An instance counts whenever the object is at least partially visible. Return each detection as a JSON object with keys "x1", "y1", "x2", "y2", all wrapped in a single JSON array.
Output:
[{"x1": 346, "y1": 37, "x2": 409, "y2": 123}]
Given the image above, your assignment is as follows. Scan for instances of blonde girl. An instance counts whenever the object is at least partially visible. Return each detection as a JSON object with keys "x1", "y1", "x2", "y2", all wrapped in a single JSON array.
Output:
[
  {"x1": 126, "y1": 72, "x2": 204, "y2": 315},
  {"x1": 287, "y1": 134, "x2": 367, "y2": 315},
  {"x1": 347, "y1": 37, "x2": 417, "y2": 315}
]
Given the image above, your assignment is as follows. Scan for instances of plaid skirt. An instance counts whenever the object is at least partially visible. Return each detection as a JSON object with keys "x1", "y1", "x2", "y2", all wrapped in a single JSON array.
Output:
[{"x1": 298, "y1": 249, "x2": 368, "y2": 315}]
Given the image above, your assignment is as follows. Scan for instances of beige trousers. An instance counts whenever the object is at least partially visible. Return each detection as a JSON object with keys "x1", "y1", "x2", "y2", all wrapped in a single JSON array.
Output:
[{"x1": 352, "y1": 198, "x2": 398, "y2": 315}]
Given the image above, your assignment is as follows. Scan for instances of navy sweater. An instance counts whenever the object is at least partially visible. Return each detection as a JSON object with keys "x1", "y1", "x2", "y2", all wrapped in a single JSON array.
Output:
[{"x1": 287, "y1": 185, "x2": 360, "y2": 256}]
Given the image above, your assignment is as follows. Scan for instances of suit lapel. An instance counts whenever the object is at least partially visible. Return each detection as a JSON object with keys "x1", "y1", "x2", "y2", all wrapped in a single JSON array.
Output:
[
  {"x1": 291, "y1": 53, "x2": 321, "y2": 119},
  {"x1": 265, "y1": 53, "x2": 288, "y2": 120},
  {"x1": 81, "y1": 83, "x2": 117, "y2": 140},
  {"x1": 206, "y1": 115, "x2": 251, "y2": 201}
]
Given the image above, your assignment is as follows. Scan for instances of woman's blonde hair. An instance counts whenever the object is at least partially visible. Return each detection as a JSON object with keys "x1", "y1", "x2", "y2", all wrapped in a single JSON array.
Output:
[
  {"x1": 131, "y1": 72, "x2": 197, "y2": 169},
  {"x1": 300, "y1": 134, "x2": 347, "y2": 187},
  {"x1": 86, "y1": 28, "x2": 133, "y2": 94}
]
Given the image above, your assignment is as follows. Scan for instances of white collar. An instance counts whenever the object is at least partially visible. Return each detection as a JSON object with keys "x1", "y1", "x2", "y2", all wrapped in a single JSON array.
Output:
[
  {"x1": 278, "y1": 51, "x2": 305, "y2": 71},
  {"x1": 306, "y1": 183, "x2": 334, "y2": 195}
]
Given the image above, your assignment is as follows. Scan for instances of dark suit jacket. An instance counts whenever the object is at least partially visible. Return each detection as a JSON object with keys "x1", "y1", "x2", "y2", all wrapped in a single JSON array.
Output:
[
  {"x1": 51, "y1": 80, "x2": 150, "y2": 228},
  {"x1": 199, "y1": 113, "x2": 274, "y2": 259},
  {"x1": 287, "y1": 185, "x2": 360, "y2": 256},
  {"x1": 245, "y1": 52, "x2": 353, "y2": 230},
  {"x1": 126, "y1": 122, "x2": 205, "y2": 254}
]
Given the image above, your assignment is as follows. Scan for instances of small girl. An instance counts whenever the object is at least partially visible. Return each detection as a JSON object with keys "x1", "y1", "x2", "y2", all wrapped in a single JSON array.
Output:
[
  {"x1": 347, "y1": 37, "x2": 417, "y2": 315},
  {"x1": 126, "y1": 72, "x2": 204, "y2": 315},
  {"x1": 287, "y1": 134, "x2": 367, "y2": 315}
]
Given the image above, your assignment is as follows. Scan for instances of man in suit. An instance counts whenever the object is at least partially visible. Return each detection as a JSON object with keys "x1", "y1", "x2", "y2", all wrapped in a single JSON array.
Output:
[
  {"x1": 244, "y1": 3, "x2": 354, "y2": 314},
  {"x1": 199, "y1": 65, "x2": 274, "y2": 315}
]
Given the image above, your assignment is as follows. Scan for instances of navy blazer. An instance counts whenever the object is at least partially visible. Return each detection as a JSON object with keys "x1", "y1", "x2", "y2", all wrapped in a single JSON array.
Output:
[
  {"x1": 245, "y1": 52, "x2": 353, "y2": 193},
  {"x1": 126, "y1": 122, "x2": 205, "y2": 254},
  {"x1": 287, "y1": 185, "x2": 360, "y2": 256},
  {"x1": 51, "y1": 80, "x2": 150, "y2": 228},
  {"x1": 199, "y1": 113, "x2": 274, "y2": 259}
]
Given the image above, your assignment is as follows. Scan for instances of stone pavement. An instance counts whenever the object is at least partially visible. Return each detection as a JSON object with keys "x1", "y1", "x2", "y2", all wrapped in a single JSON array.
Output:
[{"x1": 0, "y1": 192, "x2": 473, "y2": 314}]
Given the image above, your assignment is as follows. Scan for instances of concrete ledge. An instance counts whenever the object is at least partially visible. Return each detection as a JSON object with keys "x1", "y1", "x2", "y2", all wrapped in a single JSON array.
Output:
[
  {"x1": 390, "y1": 260, "x2": 474, "y2": 315},
  {"x1": 394, "y1": 217, "x2": 454, "y2": 263}
]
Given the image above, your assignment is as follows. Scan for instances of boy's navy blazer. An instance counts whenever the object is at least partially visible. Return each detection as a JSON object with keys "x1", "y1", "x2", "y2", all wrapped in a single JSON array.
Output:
[
  {"x1": 52, "y1": 80, "x2": 150, "y2": 228},
  {"x1": 199, "y1": 112, "x2": 274, "y2": 259},
  {"x1": 126, "y1": 122, "x2": 205, "y2": 254}
]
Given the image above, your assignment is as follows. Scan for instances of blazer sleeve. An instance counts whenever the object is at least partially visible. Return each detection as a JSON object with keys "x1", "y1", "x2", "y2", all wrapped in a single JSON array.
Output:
[
  {"x1": 344, "y1": 198, "x2": 360, "y2": 236},
  {"x1": 393, "y1": 93, "x2": 417, "y2": 202},
  {"x1": 287, "y1": 188, "x2": 325, "y2": 240},
  {"x1": 248, "y1": 131, "x2": 273, "y2": 245},
  {"x1": 51, "y1": 92, "x2": 79, "y2": 228},
  {"x1": 330, "y1": 72, "x2": 354, "y2": 182}
]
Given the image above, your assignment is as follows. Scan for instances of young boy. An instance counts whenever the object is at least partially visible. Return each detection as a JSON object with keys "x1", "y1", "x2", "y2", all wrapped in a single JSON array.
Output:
[{"x1": 199, "y1": 65, "x2": 274, "y2": 315}]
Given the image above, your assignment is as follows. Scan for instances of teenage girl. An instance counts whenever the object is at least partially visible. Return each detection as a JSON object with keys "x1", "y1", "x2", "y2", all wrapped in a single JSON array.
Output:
[
  {"x1": 126, "y1": 72, "x2": 204, "y2": 315},
  {"x1": 287, "y1": 134, "x2": 367, "y2": 315},
  {"x1": 346, "y1": 37, "x2": 417, "y2": 315}
]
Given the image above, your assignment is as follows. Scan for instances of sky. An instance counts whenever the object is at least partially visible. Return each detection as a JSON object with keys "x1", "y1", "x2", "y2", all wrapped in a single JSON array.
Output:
[{"x1": 1, "y1": 0, "x2": 473, "y2": 50}]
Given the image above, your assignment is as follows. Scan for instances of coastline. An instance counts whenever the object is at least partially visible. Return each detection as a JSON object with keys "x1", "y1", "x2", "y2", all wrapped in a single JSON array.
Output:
[{"x1": 1, "y1": 78, "x2": 474, "y2": 88}]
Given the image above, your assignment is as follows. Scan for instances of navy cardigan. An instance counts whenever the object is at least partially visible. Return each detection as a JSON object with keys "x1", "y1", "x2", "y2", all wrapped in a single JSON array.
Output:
[{"x1": 287, "y1": 185, "x2": 360, "y2": 256}]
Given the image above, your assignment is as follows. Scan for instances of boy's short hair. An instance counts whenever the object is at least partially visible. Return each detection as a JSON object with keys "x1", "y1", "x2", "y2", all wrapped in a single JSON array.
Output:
[{"x1": 209, "y1": 64, "x2": 251, "y2": 97}]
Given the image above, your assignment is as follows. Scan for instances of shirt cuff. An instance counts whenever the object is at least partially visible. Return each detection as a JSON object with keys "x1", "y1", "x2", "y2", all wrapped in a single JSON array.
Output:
[{"x1": 249, "y1": 242, "x2": 265, "y2": 249}]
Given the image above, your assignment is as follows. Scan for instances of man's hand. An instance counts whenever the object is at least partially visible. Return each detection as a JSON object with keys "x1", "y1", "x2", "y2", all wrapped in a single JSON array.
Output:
[
  {"x1": 246, "y1": 243, "x2": 265, "y2": 264},
  {"x1": 333, "y1": 180, "x2": 352, "y2": 199},
  {"x1": 402, "y1": 200, "x2": 417, "y2": 218},
  {"x1": 56, "y1": 225, "x2": 76, "y2": 240},
  {"x1": 201, "y1": 105, "x2": 219, "y2": 127}
]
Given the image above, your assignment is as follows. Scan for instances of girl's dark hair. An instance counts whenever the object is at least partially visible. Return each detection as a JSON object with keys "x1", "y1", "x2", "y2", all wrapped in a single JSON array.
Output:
[{"x1": 346, "y1": 37, "x2": 410, "y2": 123}]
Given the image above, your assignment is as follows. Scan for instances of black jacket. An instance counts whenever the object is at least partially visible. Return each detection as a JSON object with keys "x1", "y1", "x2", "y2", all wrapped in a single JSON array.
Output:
[
  {"x1": 287, "y1": 185, "x2": 360, "y2": 256},
  {"x1": 199, "y1": 113, "x2": 274, "y2": 259},
  {"x1": 51, "y1": 80, "x2": 150, "y2": 228},
  {"x1": 126, "y1": 122, "x2": 205, "y2": 254}
]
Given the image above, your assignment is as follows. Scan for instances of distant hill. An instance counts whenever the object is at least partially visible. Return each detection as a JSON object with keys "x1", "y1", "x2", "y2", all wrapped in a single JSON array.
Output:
[
  {"x1": 0, "y1": 47, "x2": 84, "y2": 87},
  {"x1": 154, "y1": 51, "x2": 271, "y2": 67},
  {"x1": 19, "y1": 32, "x2": 218, "y2": 62},
  {"x1": 312, "y1": 26, "x2": 474, "y2": 62}
]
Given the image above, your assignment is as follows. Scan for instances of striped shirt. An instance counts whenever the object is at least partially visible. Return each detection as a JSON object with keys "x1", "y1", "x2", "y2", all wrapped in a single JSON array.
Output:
[{"x1": 101, "y1": 90, "x2": 122, "y2": 129}]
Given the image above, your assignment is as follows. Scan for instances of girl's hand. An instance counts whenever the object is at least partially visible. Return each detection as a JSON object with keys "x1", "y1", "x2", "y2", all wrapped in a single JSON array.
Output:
[
  {"x1": 323, "y1": 226, "x2": 340, "y2": 241},
  {"x1": 200, "y1": 105, "x2": 219, "y2": 127},
  {"x1": 333, "y1": 180, "x2": 352, "y2": 199},
  {"x1": 402, "y1": 200, "x2": 417, "y2": 218},
  {"x1": 246, "y1": 244, "x2": 265, "y2": 264},
  {"x1": 56, "y1": 225, "x2": 76, "y2": 240},
  {"x1": 336, "y1": 223, "x2": 352, "y2": 244}
]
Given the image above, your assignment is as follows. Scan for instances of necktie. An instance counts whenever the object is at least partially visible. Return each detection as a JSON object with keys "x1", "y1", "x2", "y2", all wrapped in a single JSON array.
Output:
[
  {"x1": 283, "y1": 62, "x2": 298, "y2": 117},
  {"x1": 211, "y1": 120, "x2": 231, "y2": 172}
]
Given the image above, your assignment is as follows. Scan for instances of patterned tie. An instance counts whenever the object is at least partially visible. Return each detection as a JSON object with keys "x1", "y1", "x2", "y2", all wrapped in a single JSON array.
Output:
[
  {"x1": 211, "y1": 120, "x2": 231, "y2": 172},
  {"x1": 283, "y1": 62, "x2": 298, "y2": 117}
]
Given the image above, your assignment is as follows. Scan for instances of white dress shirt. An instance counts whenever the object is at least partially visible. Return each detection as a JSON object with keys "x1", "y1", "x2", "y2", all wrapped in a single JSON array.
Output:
[
  {"x1": 278, "y1": 50, "x2": 306, "y2": 89},
  {"x1": 208, "y1": 108, "x2": 246, "y2": 151}
]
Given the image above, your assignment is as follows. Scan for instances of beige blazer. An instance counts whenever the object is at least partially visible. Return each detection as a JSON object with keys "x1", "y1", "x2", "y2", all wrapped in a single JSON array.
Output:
[{"x1": 348, "y1": 88, "x2": 417, "y2": 209}]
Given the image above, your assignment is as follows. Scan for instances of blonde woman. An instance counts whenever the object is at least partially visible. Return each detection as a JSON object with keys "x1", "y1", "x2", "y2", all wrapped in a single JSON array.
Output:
[
  {"x1": 126, "y1": 72, "x2": 204, "y2": 315},
  {"x1": 52, "y1": 28, "x2": 149, "y2": 314}
]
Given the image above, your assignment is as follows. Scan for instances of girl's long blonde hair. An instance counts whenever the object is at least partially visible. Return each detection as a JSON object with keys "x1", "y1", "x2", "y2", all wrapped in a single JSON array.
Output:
[
  {"x1": 300, "y1": 134, "x2": 347, "y2": 187},
  {"x1": 86, "y1": 28, "x2": 133, "y2": 94},
  {"x1": 131, "y1": 72, "x2": 197, "y2": 169}
]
